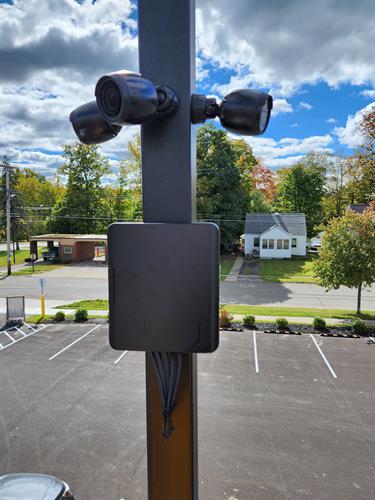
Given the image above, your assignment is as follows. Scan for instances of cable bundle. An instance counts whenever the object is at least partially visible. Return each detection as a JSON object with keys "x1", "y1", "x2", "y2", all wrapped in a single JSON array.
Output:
[{"x1": 149, "y1": 352, "x2": 183, "y2": 438}]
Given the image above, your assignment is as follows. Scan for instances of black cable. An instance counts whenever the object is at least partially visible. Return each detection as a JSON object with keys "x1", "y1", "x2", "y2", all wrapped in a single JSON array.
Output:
[{"x1": 149, "y1": 351, "x2": 183, "y2": 438}]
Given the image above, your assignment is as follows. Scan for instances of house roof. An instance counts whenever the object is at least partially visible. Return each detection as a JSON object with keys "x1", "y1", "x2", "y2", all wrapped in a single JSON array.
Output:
[
  {"x1": 245, "y1": 213, "x2": 307, "y2": 236},
  {"x1": 349, "y1": 204, "x2": 369, "y2": 214}
]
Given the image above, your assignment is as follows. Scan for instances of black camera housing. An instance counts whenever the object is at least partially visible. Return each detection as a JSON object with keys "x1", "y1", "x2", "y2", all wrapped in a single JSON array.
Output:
[{"x1": 69, "y1": 101, "x2": 122, "y2": 145}]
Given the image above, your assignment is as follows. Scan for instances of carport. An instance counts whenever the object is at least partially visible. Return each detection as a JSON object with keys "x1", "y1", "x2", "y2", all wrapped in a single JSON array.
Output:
[{"x1": 29, "y1": 234, "x2": 108, "y2": 263}]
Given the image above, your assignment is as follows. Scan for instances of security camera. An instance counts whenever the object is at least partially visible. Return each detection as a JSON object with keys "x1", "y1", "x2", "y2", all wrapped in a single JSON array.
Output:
[
  {"x1": 69, "y1": 101, "x2": 122, "y2": 145},
  {"x1": 191, "y1": 89, "x2": 273, "y2": 136},
  {"x1": 95, "y1": 71, "x2": 179, "y2": 126}
]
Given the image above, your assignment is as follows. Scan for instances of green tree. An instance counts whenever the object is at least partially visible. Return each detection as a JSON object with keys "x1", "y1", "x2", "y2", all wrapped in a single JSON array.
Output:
[
  {"x1": 275, "y1": 159, "x2": 325, "y2": 236},
  {"x1": 118, "y1": 134, "x2": 143, "y2": 220},
  {"x1": 313, "y1": 210, "x2": 375, "y2": 314},
  {"x1": 346, "y1": 108, "x2": 375, "y2": 204},
  {"x1": 196, "y1": 124, "x2": 250, "y2": 249},
  {"x1": 50, "y1": 143, "x2": 111, "y2": 233}
]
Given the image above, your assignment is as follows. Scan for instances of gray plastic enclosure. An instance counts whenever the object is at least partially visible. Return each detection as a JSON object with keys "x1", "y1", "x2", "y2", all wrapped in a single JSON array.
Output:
[{"x1": 108, "y1": 222, "x2": 219, "y2": 353}]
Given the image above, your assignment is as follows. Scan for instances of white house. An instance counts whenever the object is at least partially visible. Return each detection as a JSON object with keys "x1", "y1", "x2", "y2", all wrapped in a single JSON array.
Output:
[{"x1": 244, "y1": 213, "x2": 307, "y2": 259}]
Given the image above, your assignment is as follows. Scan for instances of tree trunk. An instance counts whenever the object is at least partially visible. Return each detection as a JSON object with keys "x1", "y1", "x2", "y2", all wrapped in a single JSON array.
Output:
[{"x1": 356, "y1": 282, "x2": 362, "y2": 315}]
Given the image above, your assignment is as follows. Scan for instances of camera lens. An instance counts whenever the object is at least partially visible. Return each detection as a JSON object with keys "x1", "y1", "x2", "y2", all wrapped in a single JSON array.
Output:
[{"x1": 102, "y1": 81, "x2": 122, "y2": 119}]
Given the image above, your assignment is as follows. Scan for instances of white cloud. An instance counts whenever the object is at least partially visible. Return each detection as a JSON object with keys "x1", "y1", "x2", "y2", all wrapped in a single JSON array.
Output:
[
  {"x1": 326, "y1": 118, "x2": 337, "y2": 124},
  {"x1": 291, "y1": 123, "x2": 298, "y2": 128},
  {"x1": 237, "y1": 134, "x2": 334, "y2": 169},
  {"x1": 360, "y1": 89, "x2": 375, "y2": 99},
  {"x1": 299, "y1": 101, "x2": 313, "y2": 110},
  {"x1": 197, "y1": 0, "x2": 375, "y2": 97},
  {"x1": 334, "y1": 103, "x2": 375, "y2": 148},
  {"x1": 271, "y1": 99, "x2": 293, "y2": 116},
  {"x1": 0, "y1": 0, "x2": 138, "y2": 175}
]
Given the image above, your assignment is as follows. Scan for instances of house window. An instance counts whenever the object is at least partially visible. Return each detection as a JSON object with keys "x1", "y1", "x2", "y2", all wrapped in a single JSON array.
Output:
[
  {"x1": 262, "y1": 239, "x2": 268, "y2": 249},
  {"x1": 292, "y1": 238, "x2": 297, "y2": 248},
  {"x1": 63, "y1": 247, "x2": 73, "y2": 254},
  {"x1": 269, "y1": 239, "x2": 274, "y2": 249},
  {"x1": 254, "y1": 237, "x2": 260, "y2": 247},
  {"x1": 277, "y1": 239, "x2": 283, "y2": 249},
  {"x1": 283, "y1": 240, "x2": 289, "y2": 249}
]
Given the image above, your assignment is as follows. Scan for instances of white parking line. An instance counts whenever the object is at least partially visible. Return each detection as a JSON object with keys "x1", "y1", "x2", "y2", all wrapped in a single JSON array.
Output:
[
  {"x1": 0, "y1": 325, "x2": 49, "y2": 352},
  {"x1": 309, "y1": 334, "x2": 337, "y2": 379},
  {"x1": 114, "y1": 350, "x2": 128, "y2": 365},
  {"x1": 253, "y1": 331, "x2": 259, "y2": 373},
  {"x1": 49, "y1": 324, "x2": 100, "y2": 361}
]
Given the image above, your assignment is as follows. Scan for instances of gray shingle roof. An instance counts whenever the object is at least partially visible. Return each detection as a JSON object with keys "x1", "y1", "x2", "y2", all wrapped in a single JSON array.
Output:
[
  {"x1": 349, "y1": 204, "x2": 368, "y2": 214},
  {"x1": 245, "y1": 213, "x2": 307, "y2": 236}
]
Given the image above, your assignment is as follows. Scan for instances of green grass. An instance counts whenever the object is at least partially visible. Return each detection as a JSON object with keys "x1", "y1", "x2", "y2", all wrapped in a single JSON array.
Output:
[
  {"x1": 224, "y1": 304, "x2": 375, "y2": 321},
  {"x1": 260, "y1": 255, "x2": 319, "y2": 283},
  {"x1": 220, "y1": 254, "x2": 237, "y2": 281},
  {"x1": 26, "y1": 314, "x2": 108, "y2": 323},
  {"x1": 13, "y1": 264, "x2": 62, "y2": 275},
  {"x1": 55, "y1": 299, "x2": 108, "y2": 310},
  {"x1": 54, "y1": 299, "x2": 375, "y2": 322},
  {"x1": 0, "y1": 248, "x2": 33, "y2": 267}
]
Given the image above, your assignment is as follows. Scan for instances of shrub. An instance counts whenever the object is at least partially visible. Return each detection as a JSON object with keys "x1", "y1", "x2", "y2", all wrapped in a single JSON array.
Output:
[
  {"x1": 243, "y1": 315, "x2": 256, "y2": 329},
  {"x1": 54, "y1": 311, "x2": 65, "y2": 322},
  {"x1": 352, "y1": 319, "x2": 368, "y2": 335},
  {"x1": 276, "y1": 317, "x2": 288, "y2": 330},
  {"x1": 219, "y1": 308, "x2": 233, "y2": 328},
  {"x1": 313, "y1": 317, "x2": 326, "y2": 330},
  {"x1": 75, "y1": 308, "x2": 88, "y2": 322}
]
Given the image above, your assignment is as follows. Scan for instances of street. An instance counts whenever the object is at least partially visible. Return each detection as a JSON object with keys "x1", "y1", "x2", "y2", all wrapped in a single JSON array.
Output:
[{"x1": 0, "y1": 263, "x2": 374, "y2": 310}]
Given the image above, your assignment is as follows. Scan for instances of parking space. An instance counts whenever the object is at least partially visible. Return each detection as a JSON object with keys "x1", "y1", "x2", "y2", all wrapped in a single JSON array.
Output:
[{"x1": 0, "y1": 326, "x2": 374, "y2": 499}]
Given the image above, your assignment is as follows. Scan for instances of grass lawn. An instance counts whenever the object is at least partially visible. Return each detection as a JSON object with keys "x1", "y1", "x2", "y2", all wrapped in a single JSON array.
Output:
[
  {"x1": 0, "y1": 246, "x2": 61, "y2": 275},
  {"x1": 54, "y1": 299, "x2": 375, "y2": 322},
  {"x1": 0, "y1": 248, "x2": 33, "y2": 267},
  {"x1": 56, "y1": 299, "x2": 108, "y2": 310},
  {"x1": 220, "y1": 254, "x2": 237, "y2": 281},
  {"x1": 13, "y1": 264, "x2": 62, "y2": 275},
  {"x1": 260, "y1": 254, "x2": 319, "y2": 283},
  {"x1": 224, "y1": 304, "x2": 375, "y2": 321},
  {"x1": 27, "y1": 314, "x2": 108, "y2": 323}
]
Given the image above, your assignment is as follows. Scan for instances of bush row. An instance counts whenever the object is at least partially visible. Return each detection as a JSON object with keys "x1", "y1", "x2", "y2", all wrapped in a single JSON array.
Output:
[
  {"x1": 52, "y1": 309, "x2": 88, "y2": 322},
  {"x1": 219, "y1": 307, "x2": 371, "y2": 334}
]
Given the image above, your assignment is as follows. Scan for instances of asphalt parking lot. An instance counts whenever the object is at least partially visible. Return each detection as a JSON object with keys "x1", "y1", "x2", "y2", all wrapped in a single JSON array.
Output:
[{"x1": 0, "y1": 324, "x2": 374, "y2": 499}]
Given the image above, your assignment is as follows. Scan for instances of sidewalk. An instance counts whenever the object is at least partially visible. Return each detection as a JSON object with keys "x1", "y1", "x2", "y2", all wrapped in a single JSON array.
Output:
[{"x1": 224, "y1": 256, "x2": 243, "y2": 282}]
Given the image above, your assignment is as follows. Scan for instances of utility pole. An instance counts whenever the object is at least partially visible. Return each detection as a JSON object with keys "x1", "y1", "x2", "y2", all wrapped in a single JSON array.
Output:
[{"x1": 5, "y1": 161, "x2": 11, "y2": 276}]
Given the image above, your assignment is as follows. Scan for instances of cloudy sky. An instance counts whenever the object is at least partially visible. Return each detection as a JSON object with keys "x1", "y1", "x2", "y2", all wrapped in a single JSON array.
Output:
[{"x1": 0, "y1": 0, "x2": 374, "y2": 178}]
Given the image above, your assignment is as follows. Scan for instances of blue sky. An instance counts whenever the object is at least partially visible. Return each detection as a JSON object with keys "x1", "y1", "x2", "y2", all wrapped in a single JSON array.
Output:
[{"x1": 0, "y1": 0, "x2": 374, "y2": 177}]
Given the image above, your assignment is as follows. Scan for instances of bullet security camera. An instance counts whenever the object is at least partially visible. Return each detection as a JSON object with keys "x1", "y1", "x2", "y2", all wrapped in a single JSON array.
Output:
[
  {"x1": 70, "y1": 70, "x2": 179, "y2": 145},
  {"x1": 69, "y1": 101, "x2": 122, "y2": 145},
  {"x1": 95, "y1": 71, "x2": 179, "y2": 126},
  {"x1": 191, "y1": 89, "x2": 273, "y2": 136}
]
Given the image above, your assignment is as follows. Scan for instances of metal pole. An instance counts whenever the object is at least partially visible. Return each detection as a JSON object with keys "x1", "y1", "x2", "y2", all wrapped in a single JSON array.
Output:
[
  {"x1": 5, "y1": 162, "x2": 11, "y2": 276},
  {"x1": 138, "y1": 1, "x2": 197, "y2": 498}
]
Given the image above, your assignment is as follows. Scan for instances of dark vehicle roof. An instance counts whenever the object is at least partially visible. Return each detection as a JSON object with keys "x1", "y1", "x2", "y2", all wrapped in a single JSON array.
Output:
[{"x1": 0, "y1": 473, "x2": 64, "y2": 500}]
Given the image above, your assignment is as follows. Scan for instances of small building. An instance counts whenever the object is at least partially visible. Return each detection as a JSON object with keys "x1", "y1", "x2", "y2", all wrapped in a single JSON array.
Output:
[
  {"x1": 244, "y1": 213, "x2": 307, "y2": 259},
  {"x1": 29, "y1": 234, "x2": 107, "y2": 263}
]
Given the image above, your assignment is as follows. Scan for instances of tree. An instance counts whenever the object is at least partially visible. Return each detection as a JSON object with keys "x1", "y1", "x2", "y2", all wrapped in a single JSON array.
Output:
[
  {"x1": 322, "y1": 154, "x2": 350, "y2": 220},
  {"x1": 0, "y1": 157, "x2": 24, "y2": 247},
  {"x1": 196, "y1": 124, "x2": 250, "y2": 249},
  {"x1": 346, "y1": 108, "x2": 375, "y2": 204},
  {"x1": 275, "y1": 160, "x2": 325, "y2": 236},
  {"x1": 117, "y1": 134, "x2": 143, "y2": 220},
  {"x1": 251, "y1": 161, "x2": 276, "y2": 203},
  {"x1": 313, "y1": 210, "x2": 375, "y2": 314},
  {"x1": 50, "y1": 143, "x2": 111, "y2": 233}
]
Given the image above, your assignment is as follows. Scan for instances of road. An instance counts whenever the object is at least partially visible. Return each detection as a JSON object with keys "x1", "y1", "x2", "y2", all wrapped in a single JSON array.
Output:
[{"x1": 1, "y1": 263, "x2": 374, "y2": 310}]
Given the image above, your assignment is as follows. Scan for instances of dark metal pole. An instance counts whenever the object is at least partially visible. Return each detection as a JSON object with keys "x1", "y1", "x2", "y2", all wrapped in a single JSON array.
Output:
[{"x1": 138, "y1": 1, "x2": 198, "y2": 498}]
